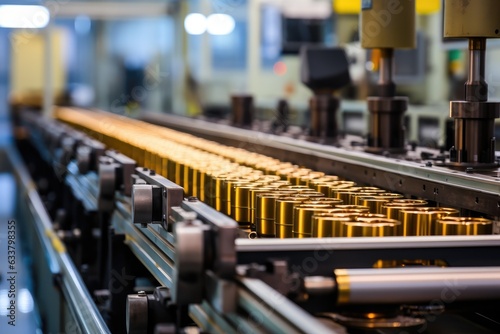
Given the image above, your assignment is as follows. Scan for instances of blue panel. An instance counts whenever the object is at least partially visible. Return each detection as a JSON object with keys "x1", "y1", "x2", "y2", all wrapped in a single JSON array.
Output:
[{"x1": 211, "y1": 21, "x2": 247, "y2": 70}]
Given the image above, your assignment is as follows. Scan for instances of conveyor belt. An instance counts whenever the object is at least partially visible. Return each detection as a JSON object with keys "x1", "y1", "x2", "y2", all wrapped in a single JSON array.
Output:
[{"x1": 54, "y1": 107, "x2": 494, "y2": 239}]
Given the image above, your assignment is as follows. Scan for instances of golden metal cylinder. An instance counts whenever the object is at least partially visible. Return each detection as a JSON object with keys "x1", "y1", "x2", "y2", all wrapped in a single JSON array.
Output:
[
  {"x1": 305, "y1": 198, "x2": 343, "y2": 206},
  {"x1": 312, "y1": 216, "x2": 351, "y2": 238},
  {"x1": 358, "y1": 196, "x2": 391, "y2": 214},
  {"x1": 184, "y1": 165, "x2": 194, "y2": 196},
  {"x1": 285, "y1": 185, "x2": 311, "y2": 192},
  {"x1": 355, "y1": 213, "x2": 388, "y2": 221},
  {"x1": 312, "y1": 182, "x2": 334, "y2": 196},
  {"x1": 340, "y1": 219, "x2": 401, "y2": 237},
  {"x1": 212, "y1": 175, "x2": 230, "y2": 213},
  {"x1": 275, "y1": 223, "x2": 294, "y2": 239},
  {"x1": 350, "y1": 189, "x2": 387, "y2": 205},
  {"x1": 382, "y1": 199, "x2": 428, "y2": 220},
  {"x1": 268, "y1": 181, "x2": 292, "y2": 187},
  {"x1": 197, "y1": 169, "x2": 207, "y2": 201},
  {"x1": 436, "y1": 217, "x2": 493, "y2": 236},
  {"x1": 294, "y1": 192, "x2": 326, "y2": 201},
  {"x1": 399, "y1": 207, "x2": 459, "y2": 236},
  {"x1": 329, "y1": 184, "x2": 359, "y2": 199},
  {"x1": 275, "y1": 198, "x2": 303, "y2": 238},
  {"x1": 255, "y1": 193, "x2": 280, "y2": 237},
  {"x1": 335, "y1": 189, "x2": 363, "y2": 204},
  {"x1": 316, "y1": 175, "x2": 341, "y2": 182},
  {"x1": 293, "y1": 205, "x2": 335, "y2": 237},
  {"x1": 335, "y1": 205, "x2": 370, "y2": 212},
  {"x1": 250, "y1": 187, "x2": 276, "y2": 225},
  {"x1": 232, "y1": 185, "x2": 257, "y2": 224}
]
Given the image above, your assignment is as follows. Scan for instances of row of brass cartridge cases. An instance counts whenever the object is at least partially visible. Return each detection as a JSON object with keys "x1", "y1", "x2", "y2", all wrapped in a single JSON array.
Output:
[{"x1": 55, "y1": 108, "x2": 493, "y2": 238}]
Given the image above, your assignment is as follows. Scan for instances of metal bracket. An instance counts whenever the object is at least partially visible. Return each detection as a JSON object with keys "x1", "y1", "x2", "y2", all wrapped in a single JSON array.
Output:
[
  {"x1": 172, "y1": 218, "x2": 207, "y2": 305},
  {"x1": 242, "y1": 260, "x2": 302, "y2": 298},
  {"x1": 105, "y1": 150, "x2": 136, "y2": 196},
  {"x1": 132, "y1": 167, "x2": 184, "y2": 230}
]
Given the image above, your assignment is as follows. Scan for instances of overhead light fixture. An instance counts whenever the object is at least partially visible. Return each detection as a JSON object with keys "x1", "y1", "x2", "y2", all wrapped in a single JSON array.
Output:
[
  {"x1": 184, "y1": 13, "x2": 207, "y2": 35},
  {"x1": 207, "y1": 14, "x2": 235, "y2": 36},
  {"x1": 0, "y1": 5, "x2": 50, "y2": 29}
]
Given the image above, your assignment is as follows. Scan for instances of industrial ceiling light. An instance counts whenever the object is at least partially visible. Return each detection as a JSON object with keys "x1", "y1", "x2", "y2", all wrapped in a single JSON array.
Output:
[
  {"x1": 184, "y1": 13, "x2": 207, "y2": 35},
  {"x1": 0, "y1": 5, "x2": 50, "y2": 29},
  {"x1": 207, "y1": 13, "x2": 235, "y2": 36}
]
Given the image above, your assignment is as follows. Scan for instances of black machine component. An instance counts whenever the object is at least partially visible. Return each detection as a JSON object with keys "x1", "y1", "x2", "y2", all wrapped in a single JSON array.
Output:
[
  {"x1": 444, "y1": 0, "x2": 500, "y2": 170},
  {"x1": 231, "y1": 94, "x2": 254, "y2": 128},
  {"x1": 360, "y1": 0, "x2": 416, "y2": 155},
  {"x1": 300, "y1": 46, "x2": 351, "y2": 144}
]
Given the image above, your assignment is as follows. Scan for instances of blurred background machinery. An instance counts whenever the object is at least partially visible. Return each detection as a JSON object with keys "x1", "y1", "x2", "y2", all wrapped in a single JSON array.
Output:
[{"x1": 1, "y1": 1, "x2": 500, "y2": 334}]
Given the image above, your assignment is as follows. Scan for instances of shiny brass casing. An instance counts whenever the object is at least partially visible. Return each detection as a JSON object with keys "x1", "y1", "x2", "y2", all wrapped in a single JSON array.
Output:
[
  {"x1": 255, "y1": 193, "x2": 280, "y2": 237},
  {"x1": 436, "y1": 217, "x2": 493, "y2": 236},
  {"x1": 293, "y1": 204, "x2": 335, "y2": 238},
  {"x1": 275, "y1": 198, "x2": 304, "y2": 238},
  {"x1": 399, "y1": 207, "x2": 459, "y2": 236},
  {"x1": 312, "y1": 215, "x2": 352, "y2": 238},
  {"x1": 382, "y1": 199, "x2": 428, "y2": 220},
  {"x1": 232, "y1": 184, "x2": 257, "y2": 224},
  {"x1": 340, "y1": 218, "x2": 401, "y2": 237}
]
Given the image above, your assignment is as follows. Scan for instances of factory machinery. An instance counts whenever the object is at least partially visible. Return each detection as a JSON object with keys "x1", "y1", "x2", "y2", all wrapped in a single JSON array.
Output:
[{"x1": 6, "y1": 0, "x2": 500, "y2": 333}]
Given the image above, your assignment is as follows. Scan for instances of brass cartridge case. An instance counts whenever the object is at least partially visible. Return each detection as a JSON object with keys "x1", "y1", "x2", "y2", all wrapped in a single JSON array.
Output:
[
  {"x1": 249, "y1": 187, "x2": 276, "y2": 224},
  {"x1": 305, "y1": 198, "x2": 343, "y2": 206},
  {"x1": 224, "y1": 180, "x2": 250, "y2": 216},
  {"x1": 232, "y1": 184, "x2": 258, "y2": 224},
  {"x1": 355, "y1": 213, "x2": 388, "y2": 221},
  {"x1": 436, "y1": 217, "x2": 493, "y2": 236},
  {"x1": 399, "y1": 207, "x2": 459, "y2": 236},
  {"x1": 255, "y1": 193, "x2": 280, "y2": 237},
  {"x1": 382, "y1": 199, "x2": 428, "y2": 220},
  {"x1": 294, "y1": 192, "x2": 326, "y2": 201},
  {"x1": 275, "y1": 198, "x2": 303, "y2": 238},
  {"x1": 334, "y1": 188, "x2": 363, "y2": 204},
  {"x1": 328, "y1": 183, "x2": 358, "y2": 198},
  {"x1": 340, "y1": 219, "x2": 401, "y2": 237},
  {"x1": 335, "y1": 205, "x2": 370, "y2": 212},
  {"x1": 293, "y1": 204, "x2": 335, "y2": 237},
  {"x1": 312, "y1": 215, "x2": 352, "y2": 238},
  {"x1": 310, "y1": 182, "x2": 335, "y2": 196},
  {"x1": 358, "y1": 196, "x2": 391, "y2": 214}
]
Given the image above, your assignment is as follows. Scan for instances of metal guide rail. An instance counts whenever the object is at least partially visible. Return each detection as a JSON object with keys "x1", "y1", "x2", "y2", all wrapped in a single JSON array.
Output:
[
  {"x1": 1, "y1": 146, "x2": 110, "y2": 334},
  {"x1": 15, "y1": 109, "x2": 500, "y2": 333},
  {"x1": 142, "y1": 112, "x2": 500, "y2": 218}
]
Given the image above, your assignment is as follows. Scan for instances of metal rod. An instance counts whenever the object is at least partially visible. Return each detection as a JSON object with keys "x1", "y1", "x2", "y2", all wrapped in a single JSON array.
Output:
[
  {"x1": 378, "y1": 48, "x2": 394, "y2": 87},
  {"x1": 335, "y1": 267, "x2": 500, "y2": 304},
  {"x1": 466, "y1": 38, "x2": 487, "y2": 102}
]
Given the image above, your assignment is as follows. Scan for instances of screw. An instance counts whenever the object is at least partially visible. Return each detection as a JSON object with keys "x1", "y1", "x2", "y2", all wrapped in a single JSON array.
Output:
[
  {"x1": 188, "y1": 196, "x2": 198, "y2": 202},
  {"x1": 138, "y1": 291, "x2": 146, "y2": 297},
  {"x1": 143, "y1": 167, "x2": 148, "y2": 171},
  {"x1": 465, "y1": 167, "x2": 474, "y2": 174},
  {"x1": 184, "y1": 212, "x2": 197, "y2": 224},
  {"x1": 425, "y1": 161, "x2": 432, "y2": 167},
  {"x1": 149, "y1": 170, "x2": 156, "y2": 175}
]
